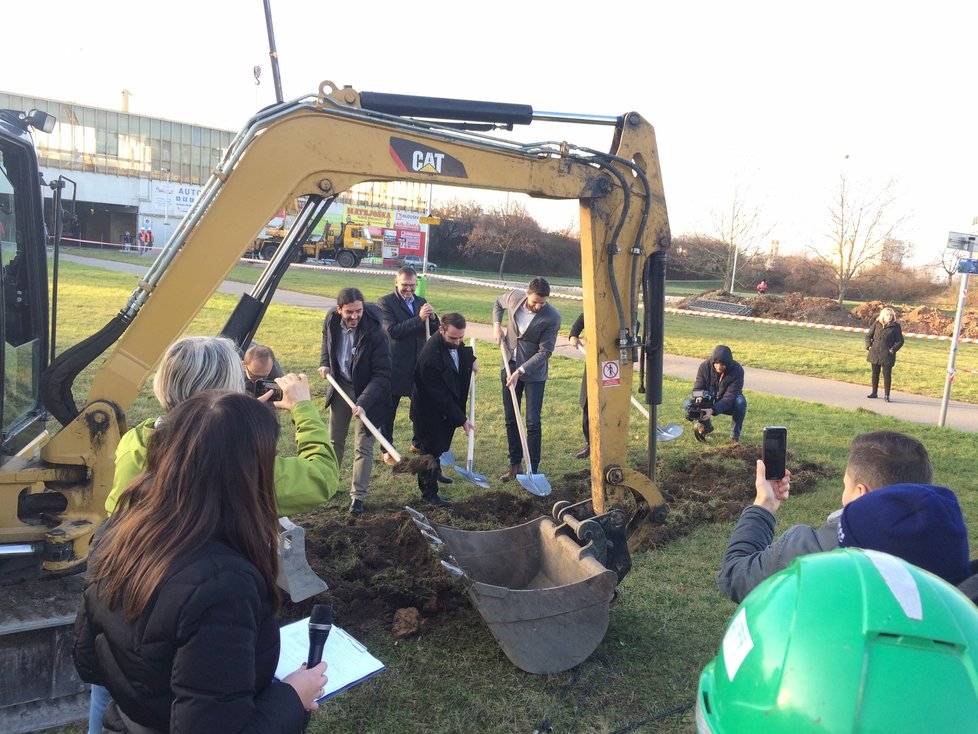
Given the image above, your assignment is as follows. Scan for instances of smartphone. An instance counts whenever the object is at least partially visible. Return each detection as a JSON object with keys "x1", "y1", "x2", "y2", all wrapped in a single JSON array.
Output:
[
  {"x1": 762, "y1": 426, "x2": 787, "y2": 480},
  {"x1": 254, "y1": 378, "x2": 283, "y2": 402}
]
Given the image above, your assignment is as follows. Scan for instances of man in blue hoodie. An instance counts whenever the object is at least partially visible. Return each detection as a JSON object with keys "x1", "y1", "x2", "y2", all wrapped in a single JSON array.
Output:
[
  {"x1": 716, "y1": 430, "x2": 972, "y2": 604},
  {"x1": 692, "y1": 344, "x2": 747, "y2": 443}
]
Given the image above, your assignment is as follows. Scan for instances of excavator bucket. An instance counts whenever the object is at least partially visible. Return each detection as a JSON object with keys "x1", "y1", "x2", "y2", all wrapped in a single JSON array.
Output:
[
  {"x1": 275, "y1": 517, "x2": 328, "y2": 602},
  {"x1": 407, "y1": 502, "x2": 629, "y2": 674}
]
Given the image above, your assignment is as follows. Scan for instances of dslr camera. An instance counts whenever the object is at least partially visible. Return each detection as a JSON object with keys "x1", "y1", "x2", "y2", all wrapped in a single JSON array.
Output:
[{"x1": 683, "y1": 390, "x2": 714, "y2": 422}]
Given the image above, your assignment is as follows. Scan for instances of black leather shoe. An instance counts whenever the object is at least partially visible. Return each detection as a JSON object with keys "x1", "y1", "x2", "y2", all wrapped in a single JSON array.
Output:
[
  {"x1": 867, "y1": 393, "x2": 878, "y2": 399},
  {"x1": 884, "y1": 395, "x2": 891, "y2": 402},
  {"x1": 437, "y1": 472, "x2": 453, "y2": 484},
  {"x1": 349, "y1": 499, "x2": 364, "y2": 516},
  {"x1": 575, "y1": 446, "x2": 590, "y2": 459},
  {"x1": 424, "y1": 495, "x2": 452, "y2": 508}
]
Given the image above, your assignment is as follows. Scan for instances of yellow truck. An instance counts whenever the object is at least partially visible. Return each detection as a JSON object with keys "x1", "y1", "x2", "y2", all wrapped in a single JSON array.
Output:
[{"x1": 246, "y1": 215, "x2": 382, "y2": 267}]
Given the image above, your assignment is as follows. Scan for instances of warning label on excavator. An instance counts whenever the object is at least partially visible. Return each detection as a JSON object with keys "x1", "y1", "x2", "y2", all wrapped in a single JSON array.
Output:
[{"x1": 600, "y1": 360, "x2": 620, "y2": 387}]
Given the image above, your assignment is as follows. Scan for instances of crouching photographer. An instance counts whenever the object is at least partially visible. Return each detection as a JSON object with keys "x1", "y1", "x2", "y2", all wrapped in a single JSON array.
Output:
[{"x1": 690, "y1": 345, "x2": 747, "y2": 444}]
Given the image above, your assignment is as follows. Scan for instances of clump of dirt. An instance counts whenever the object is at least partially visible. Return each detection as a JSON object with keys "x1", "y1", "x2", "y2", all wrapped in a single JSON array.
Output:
[{"x1": 287, "y1": 445, "x2": 836, "y2": 635}]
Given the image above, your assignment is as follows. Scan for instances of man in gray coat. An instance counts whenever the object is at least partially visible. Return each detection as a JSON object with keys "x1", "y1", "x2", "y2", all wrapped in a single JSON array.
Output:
[
  {"x1": 716, "y1": 431, "x2": 934, "y2": 603},
  {"x1": 492, "y1": 277, "x2": 561, "y2": 482}
]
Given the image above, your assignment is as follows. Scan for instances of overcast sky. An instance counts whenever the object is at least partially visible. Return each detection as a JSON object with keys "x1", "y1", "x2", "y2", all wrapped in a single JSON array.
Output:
[{"x1": 6, "y1": 1, "x2": 976, "y2": 264}]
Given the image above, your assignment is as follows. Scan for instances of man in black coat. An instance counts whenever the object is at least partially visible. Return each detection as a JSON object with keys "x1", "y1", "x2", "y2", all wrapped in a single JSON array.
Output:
[
  {"x1": 377, "y1": 266, "x2": 439, "y2": 457},
  {"x1": 410, "y1": 313, "x2": 476, "y2": 507},
  {"x1": 318, "y1": 287, "x2": 391, "y2": 515},
  {"x1": 692, "y1": 344, "x2": 747, "y2": 443}
]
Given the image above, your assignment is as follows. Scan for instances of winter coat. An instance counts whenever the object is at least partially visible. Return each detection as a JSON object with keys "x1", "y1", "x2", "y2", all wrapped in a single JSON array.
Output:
[
  {"x1": 105, "y1": 400, "x2": 339, "y2": 516},
  {"x1": 865, "y1": 320, "x2": 904, "y2": 366},
  {"x1": 319, "y1": 303, "x2": 392, "y2": 425},
  {"x1": 73, "y1": 540, "x2": 306, "y2": 733},
  {"x1": 410, "y1": 333, "x2": 475, "y2": 457},
  {"x1": 377, "y1": 291, "x2": 439, "y2": 397},
  {"x1": 716, "y1": 505, "x2": 841, "y2": 603},
  {"x1": 693, "y1": 345, "x2": 745, "y2": 416}
]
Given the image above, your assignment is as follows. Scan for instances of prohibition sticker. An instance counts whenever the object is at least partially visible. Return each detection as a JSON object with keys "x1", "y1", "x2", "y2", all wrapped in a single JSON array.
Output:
[{"x1": 600, "y1": 360, "x2": 620, "y2": 387}]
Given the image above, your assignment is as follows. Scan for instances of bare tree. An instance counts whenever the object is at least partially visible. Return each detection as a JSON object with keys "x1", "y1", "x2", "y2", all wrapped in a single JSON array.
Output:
[
  {"x1": 814, "y1": 174, "x2": 908, "y2": 305},
  {"x1": 934, "y1": 246, "x2": 962, "y2": 287},
  {"x1": 709, "y1": 182, "x2": 772, "y2": 292},
  {"x1": 464, "y1": 200, "x2": 540, "y2": 279}
]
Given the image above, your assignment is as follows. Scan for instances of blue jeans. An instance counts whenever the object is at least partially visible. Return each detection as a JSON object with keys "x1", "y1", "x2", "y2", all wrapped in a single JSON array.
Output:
[
  {"x1": 88, "y1": 683, "x2": 111, "y2": 734},
  {"x1": 501, "y1": 371, "x2": 546, "y2": 470},
  {"x1": 715, "y1": 394, "x2": 747, "y2": 439}
]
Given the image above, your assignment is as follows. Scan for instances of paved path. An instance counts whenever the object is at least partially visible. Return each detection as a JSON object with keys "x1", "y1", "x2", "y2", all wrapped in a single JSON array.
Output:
[{"x1": 63, "y1": 254, "x2": 978, "y2": 433}]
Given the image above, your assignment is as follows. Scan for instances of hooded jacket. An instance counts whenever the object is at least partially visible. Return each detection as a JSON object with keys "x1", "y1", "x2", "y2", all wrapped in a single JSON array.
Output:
[
  {"x1": 693, "y1": 345, "x2": 744, "y2": 415},
  {"x1": 839, "y1": 483, "x2": 970, "y2": 585},
  {"x1": 105, "y1": 400, "x2": 339, "y2": 516}
]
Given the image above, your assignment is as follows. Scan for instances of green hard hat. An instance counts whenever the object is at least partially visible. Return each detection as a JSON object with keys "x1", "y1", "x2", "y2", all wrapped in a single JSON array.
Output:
[{"x1": 697, "y1": 548, "x2": 978, "y2": 733}]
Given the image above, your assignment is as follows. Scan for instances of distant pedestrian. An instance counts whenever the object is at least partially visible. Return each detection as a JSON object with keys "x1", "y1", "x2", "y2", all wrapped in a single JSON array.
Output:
[
  {"x1": 122, "y1": 231, "x2": 132, "y2": 252},
  {"x1": 865, "y1": 307, "x2": 904, "y2": 403},
  {"x1": 756, "y1": 280, "x2": 768, "y2": 295},
  {"x1": 137, "y1": 228, "x2": 146, "y2": 254}
]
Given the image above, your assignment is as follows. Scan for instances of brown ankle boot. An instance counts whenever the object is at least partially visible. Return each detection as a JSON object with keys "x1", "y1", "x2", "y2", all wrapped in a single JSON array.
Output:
[{"x1": 498, "y1": 464, "x2": 520, "y2": 482}]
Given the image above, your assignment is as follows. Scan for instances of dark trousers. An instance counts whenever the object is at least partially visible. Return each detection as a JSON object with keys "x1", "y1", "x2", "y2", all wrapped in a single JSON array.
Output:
[
  {"x1": 582, "y1": 398, "x2": 590, "y2": 446},
  {"x1": 500, "y1": 370, "x2": 546, "y2": 470},
  {"x1": 871, "y1": 363, "x2": 893, "y2": 396},
  {"x1": 417, "y1": 459, "x2": 440, "y2": 499},
  {"x1": 382, "y1": 394, "x2": 418, "y2": 453}
]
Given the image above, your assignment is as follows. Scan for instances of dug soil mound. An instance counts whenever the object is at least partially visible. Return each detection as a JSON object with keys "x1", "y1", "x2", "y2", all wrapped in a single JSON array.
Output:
[
  {"x1": 288, "y1": 445, "x2": 835, "y2": 636},
  {"x1": 679, "y1": 291, "x2": 978, "y2": 337},
  {"x1": 750, "y1": 293, "x2": 861, "y2": 327}
]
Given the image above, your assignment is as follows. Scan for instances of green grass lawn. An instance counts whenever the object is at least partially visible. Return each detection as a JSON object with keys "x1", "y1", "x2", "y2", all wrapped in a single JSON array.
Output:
[{"x1": 44, "y1": 257, "x2": 978, "y2": 733}]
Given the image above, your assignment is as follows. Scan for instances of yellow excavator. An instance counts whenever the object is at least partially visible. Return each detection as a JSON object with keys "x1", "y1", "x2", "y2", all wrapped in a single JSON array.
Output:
[{"x1": 0, "y1": 81, "x2": 671, "y2": 728}]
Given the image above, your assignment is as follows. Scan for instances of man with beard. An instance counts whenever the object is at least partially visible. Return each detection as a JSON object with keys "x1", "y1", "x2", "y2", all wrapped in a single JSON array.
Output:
[
  {"x1": 410, "y1": 313, "x2": 476, "y2": 507},
  {"x1": 319, "y1": 287, "x2": 391, "y2": 516},
  {"x1": 492, "y1": 277, "x2": 560, "y2": 482}
]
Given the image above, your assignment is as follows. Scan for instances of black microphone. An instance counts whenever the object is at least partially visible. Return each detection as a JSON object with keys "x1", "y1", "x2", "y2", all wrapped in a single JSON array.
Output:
[{"x1": 307, "y1": 604, "x2": 333, "y2": 668}]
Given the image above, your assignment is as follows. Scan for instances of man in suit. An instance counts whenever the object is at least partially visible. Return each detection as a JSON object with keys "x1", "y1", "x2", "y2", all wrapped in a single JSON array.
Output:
[
  {"x1": 492, "y1": 277, "x2": 561, "y2": 482},
  {"x1": 377, "y1": 266, "x2": 439, "y2": 463},
  {"x1": 410, "y1": 313, "x2": 477, "y2": 507},
  {"x1": 318, "y1": 287, "x2": 391, "y2": 516}
]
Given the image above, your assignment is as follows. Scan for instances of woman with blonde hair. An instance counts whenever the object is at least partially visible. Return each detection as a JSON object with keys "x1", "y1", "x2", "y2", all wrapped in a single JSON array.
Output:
[
  {"x1": 74, "y1": 391, "x2": 327, "y2": 732},
  {"x1": 865, "y1": 306, "x2": 904, "y2": 402}
]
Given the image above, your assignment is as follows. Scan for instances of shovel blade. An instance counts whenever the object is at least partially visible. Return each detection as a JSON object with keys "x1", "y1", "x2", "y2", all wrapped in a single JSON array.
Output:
[
  {"x1": 656, "y1": 422, "x2": 684, "y2": 442},
  {"x1": 517, "y1": 473, "x2": 552, "y2": 497},
  {"x1": 456, "y1": 466, "x2": 491, "y2": 490},
  {"x1": 439, "y1": 450, "x2": 455, "y2": 468}
]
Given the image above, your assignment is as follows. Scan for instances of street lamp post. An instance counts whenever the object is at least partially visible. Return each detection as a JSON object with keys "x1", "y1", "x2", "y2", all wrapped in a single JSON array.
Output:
[{"x1": 162, "y1": 168, "x2": 171, "y2": 245}]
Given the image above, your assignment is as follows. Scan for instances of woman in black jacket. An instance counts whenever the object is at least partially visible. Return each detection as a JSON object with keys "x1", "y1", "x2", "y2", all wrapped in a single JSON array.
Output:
[
  {"x1": 74, "y1": 391, "x2": 327, "y2": 733},
  {"x1": 865, "y1": 307, "x2": 905, "y2": 402}
]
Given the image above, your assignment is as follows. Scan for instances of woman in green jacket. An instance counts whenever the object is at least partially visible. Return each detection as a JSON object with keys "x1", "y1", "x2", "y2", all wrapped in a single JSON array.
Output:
[{"x1": 105, "y1": 336, "x2": 340, "y2": 515}]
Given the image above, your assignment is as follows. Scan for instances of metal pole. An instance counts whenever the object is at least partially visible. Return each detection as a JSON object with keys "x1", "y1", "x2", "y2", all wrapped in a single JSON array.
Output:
[
  {"x1": 729, "y1": 244, "x2": 739, "y2": 293},
  {"x1": 262, "y1": 0, "x2": 284, "y2": 104},
  {"x1": 938, "y1": 247, "x2": 973, "y2": 426},
  {"x1": 163, "y1": 168, "x2": 170, "y2": 246}
]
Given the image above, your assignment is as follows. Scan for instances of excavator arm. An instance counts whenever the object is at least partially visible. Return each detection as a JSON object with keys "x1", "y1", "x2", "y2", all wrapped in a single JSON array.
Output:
[{"x1": 83, "y1": 79, "x2": 669, "y2": 517}]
